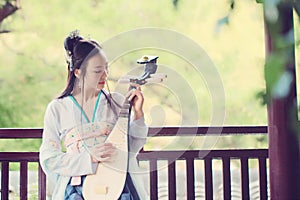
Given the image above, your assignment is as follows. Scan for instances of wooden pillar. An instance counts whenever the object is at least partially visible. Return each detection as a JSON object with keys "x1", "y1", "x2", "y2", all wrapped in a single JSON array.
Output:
[{"x1": 264, "y1": 3, "x2": 300, "y2": 199}]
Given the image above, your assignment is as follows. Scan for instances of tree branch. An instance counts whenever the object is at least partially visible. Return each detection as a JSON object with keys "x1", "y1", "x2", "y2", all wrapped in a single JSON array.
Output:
[
  {"x1": 0, "y1": 0, "x2": 20, "y2": 24},
  {"x1": 0, "y1": 29, "x2": 10, "y2": 33}
]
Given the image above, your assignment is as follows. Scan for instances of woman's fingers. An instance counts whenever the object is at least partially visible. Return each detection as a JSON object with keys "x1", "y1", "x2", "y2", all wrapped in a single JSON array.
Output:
[
  {"x1": 97, "y1": 156, "x2": 111, "y2": 162},
  {"x1": 94, "y1": 142, "x2": 114, "y2": 149},
  {"x1": 127, "y1": 90, "x2": 144, "y2": 104},
  {"x1": 95, "y1": 143, "x2": 115, "y2": 155},
  {"x1": 126, "y1": 89, "x2": 136, "y2": 101},
  {"x1": 124, "y1": 84, "x2": 145, "y2": 120},
  {"x1": 91, "y1": 143, "x2": 116, "y2": 162},
  {"x1": 130, "y1": 83, "x2": 141, "y2": 90},
  {"x1": 126, "y1": 84, "x2": 143, "y2": 101}
]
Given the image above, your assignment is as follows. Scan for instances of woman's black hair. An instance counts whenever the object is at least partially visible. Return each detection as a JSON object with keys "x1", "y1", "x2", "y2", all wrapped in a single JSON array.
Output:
[{"x1": 58, "y1": 32, "x2": 102, "y2": 99}]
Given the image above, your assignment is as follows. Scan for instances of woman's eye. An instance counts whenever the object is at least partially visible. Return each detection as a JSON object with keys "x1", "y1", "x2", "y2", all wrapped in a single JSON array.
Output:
[{"x1": 95, "y1": 70, "x2": 102, "y2": 73}]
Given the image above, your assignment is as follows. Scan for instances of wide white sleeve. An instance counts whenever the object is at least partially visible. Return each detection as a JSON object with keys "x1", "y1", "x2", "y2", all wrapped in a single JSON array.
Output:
[
  {"x1": 39, "y1": 101, "x2": 97, "y2": 181},
  {"x1": 110, "y1": 92, "x2": 148, "y2": 154},
  {"x1": 128, "y1": 116, "x2": 148, "y2": 154}
]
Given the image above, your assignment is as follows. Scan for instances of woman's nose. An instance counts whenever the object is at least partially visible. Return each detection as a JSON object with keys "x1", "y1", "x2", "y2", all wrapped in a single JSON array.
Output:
[{"x1": 101, "y1": 70, "x2": 108, "y2": 79}]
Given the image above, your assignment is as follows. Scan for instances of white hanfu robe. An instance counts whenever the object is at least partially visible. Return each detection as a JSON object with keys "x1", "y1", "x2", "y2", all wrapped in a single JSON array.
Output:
[{"x1": 39, "y1": 91, "x2": 149, "y2": 200}]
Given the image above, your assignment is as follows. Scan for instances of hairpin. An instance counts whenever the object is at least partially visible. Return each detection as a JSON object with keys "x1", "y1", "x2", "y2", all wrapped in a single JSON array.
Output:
[
  {"x1": 64, "y1": 52, "x2": 74, "y2": 72},
  {"x1": 69, "y1": 61, "x2": 75, "y2": 72},
  {"x1": 69, "y1": 29, "x2": 80, "y2": 39}
]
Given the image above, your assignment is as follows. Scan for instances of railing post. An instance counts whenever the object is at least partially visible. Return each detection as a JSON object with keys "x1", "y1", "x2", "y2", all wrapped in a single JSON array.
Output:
[
  {"x1": 38, "y1": 163, "x2": 47, "y2": 200},
  {"x1": 20, "y1": 161, "x2": 28, "y2": 200},
  {"x1": 258, "y1": 157, "x2": 267, "y2": 200},
  {"x1": 240, "y1": 158, "x2": 249, "y2": 199},
  {"x1": 1, "y1": 161, "x2": 9, "y2": 200},
  {"x1": 204, "y1": 158, "x2": 213, "y2": 199},
  {"x1": 186, "y1": 158, "x2": 195, "y2": 199},
  {"x1": 168, "y1": 160, "x2": 176, "y2": 200},
  {"x1": 222, "y1": 157, "x2": 231, "y2": 199},
  {"x1": 149, "y1": 159, "x2": 158, "y2": 200}
]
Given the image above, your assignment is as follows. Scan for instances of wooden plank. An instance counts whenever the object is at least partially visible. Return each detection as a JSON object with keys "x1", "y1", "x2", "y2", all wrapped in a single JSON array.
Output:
[
  {"x1": 138, "y1": 149, "x2": 268, "y2": 160},
  {"x1": 0, "y1": 126, "x2": 268, "y2": 138},
  {"x1": 0, "y1": 128, "x2": 42, "y2": 138},
  {"x1": 0, "y1": 152, "x2": 39, "y2": 162},
  {"x1": 147, "y1": 126, "x2": 267, "y2": 136}
]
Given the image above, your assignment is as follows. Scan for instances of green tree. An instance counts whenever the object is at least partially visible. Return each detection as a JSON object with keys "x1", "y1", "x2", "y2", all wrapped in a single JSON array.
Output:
[{"x1": 0, "y1": 0, "x2": 21, "y2": 127}]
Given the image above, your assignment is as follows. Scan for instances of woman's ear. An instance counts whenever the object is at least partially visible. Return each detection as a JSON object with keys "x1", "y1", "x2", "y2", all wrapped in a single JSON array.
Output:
[{"x1": 74, "y1": 69, "x2": 81, "y2": 79}]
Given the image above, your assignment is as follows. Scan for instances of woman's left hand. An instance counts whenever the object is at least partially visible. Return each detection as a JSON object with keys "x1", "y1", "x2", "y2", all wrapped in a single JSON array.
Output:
[{"x1": 126, "y1": 84, "x2": 144, "y2": 120}]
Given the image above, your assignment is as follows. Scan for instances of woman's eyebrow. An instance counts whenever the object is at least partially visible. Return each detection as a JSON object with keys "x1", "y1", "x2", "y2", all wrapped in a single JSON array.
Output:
[
  {"x1": 94, "y1": 62, "x2": 108, "y2": 68},
  {"x1": 94, "y1": 65, "x2": 107, "y2": 68}
]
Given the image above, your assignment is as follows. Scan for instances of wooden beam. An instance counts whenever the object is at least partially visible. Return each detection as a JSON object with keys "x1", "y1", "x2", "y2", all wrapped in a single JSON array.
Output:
[{"x1": 264, "y1": 3, "x2": 300, "y2": 199}]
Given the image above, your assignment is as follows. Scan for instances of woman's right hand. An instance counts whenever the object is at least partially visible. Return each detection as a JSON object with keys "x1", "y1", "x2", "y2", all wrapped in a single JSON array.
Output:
[{"x1": 90, "y1": 143, "x2": 116, "y2": 162}]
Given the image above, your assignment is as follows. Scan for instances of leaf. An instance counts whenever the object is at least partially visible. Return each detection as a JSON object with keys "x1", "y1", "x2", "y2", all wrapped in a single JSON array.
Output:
[
  {"x1": 272, "y1": 71, "x2": 293, "y2": 98},
  {"x1": 264, "y1": 0, "x2": 281, "y2": 23},
  {"x1": 173, "y1": 0, "x2": 179, "y2": 9},
  {"x1": 230, "y1": 0, "x2": 235, "y2": 10},
  {"x1": 293, "y1": 0, "x2": 300, "y2": 18},
  {"x1": 256, "y1": 90, "x2": 268, "y2": 105},
  {"x1": 215, "y1": 15, "x2": 230, "y2": 33},
  {"x1": 264, "y1": 52, "x2": 286, "y2": 95}
]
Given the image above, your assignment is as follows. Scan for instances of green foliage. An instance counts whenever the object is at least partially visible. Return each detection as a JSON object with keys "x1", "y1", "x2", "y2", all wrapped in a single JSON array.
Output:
[
  {"x1": 0, "y1": 0, "x2": 13, "y2": 7},
  {"x1": 0, "y1": 101, "x2": 16, "y2": 127},
  {"x1": 0, "y1": 1, "x2": 5, "y2": 7},
  {"x1": 264, "y1": 52, "x2": 286, "y2": 96},
  {"x1": 262, "y1": 2, "x2": 299, "y2": 102},
  {"x1": 172, "y1": 0, "x2": 179, "y2": 8},
  {"x1": 260, "y1": 1, "x2": 300, "y2": 141}
]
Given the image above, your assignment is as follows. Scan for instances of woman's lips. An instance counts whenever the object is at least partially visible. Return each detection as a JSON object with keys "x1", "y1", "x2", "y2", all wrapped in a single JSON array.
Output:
[{"x1": 98, "y1": 81, "x2": 105, "y2": 84}]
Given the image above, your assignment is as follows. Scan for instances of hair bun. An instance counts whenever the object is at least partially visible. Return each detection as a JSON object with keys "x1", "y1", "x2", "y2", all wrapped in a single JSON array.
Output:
[{"x1": 64, "y1": 30, "x2": 83, "y2": 56}]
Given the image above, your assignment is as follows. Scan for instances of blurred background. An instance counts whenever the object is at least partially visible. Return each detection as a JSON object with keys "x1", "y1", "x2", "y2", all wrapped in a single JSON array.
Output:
[{"x1": 0, "y1": 0, "x2": 299, "y2": 152}]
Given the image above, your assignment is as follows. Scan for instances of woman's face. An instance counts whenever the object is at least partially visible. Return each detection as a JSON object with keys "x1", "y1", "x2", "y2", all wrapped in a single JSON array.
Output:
[{"x1": 83, "y1": 50, "x2": 108, "y2": 92}]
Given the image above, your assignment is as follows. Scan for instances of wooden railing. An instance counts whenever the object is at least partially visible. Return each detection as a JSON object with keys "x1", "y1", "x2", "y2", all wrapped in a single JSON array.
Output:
[
  {"x1": 0, "y1": 128, "x2": 45, "y2": 200},
  {"x1": 0, "y1": 126, "x2": 268, "y2": 200}
]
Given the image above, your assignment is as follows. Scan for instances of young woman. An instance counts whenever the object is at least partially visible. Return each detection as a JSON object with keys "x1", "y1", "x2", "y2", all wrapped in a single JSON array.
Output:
[{"x1": 39, "y1": 30, "x2": 148, "y2": 200}]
